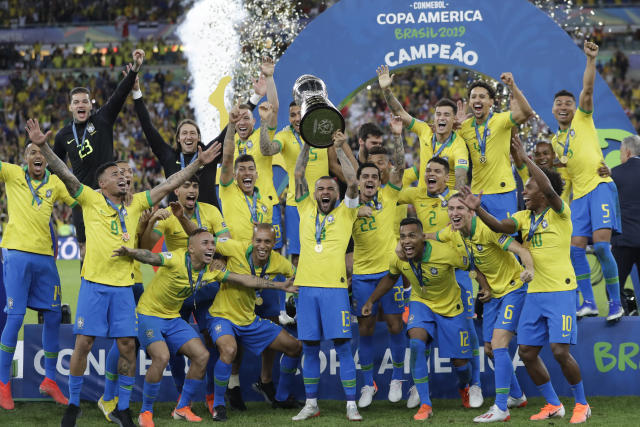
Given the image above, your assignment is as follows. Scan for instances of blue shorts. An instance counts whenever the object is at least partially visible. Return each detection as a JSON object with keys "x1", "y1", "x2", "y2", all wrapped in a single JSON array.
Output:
[
  {"x1": 255, "y1": 287, "x2": 283, "y2": 319},
  {"x1": 74, "y1": 279, "x2": 138, "y2": 338},
  {"x1": 297, "y1": 286, "x2": 352, "y2": 341},
  {"x1": 180, "y1": 282, "x2": 220, "y2": 331},
  {"x1": 480, "y1": 190, "x2": 518, "y2": 222},
  {"x1": 482, "y1": 286, "x2": 527, "y2": 342},
  {"x1": 2, "y1": 249, "x2": 60, "y2": 314},
  {"x1": 455, "y1": 269, "x2": 474, "y2": 318},
  {"x1": 208, "y1": 315, "x2": 281, "y2": 356},
  {"x1": 132, "y1": 282, "x2": 144, "y2": 303},
  {"x1": 352, "y1": 272, "x2": 404, "y2": 317},
  {"x1": 571, "y1": 181, "x2": 621, "y2": 237},
  {"x1": 517, "y1": 290, "x2": 577, "y2": 346},
  {"x1": 138, "y1": 314, "x2": 200, "y2": 356},
  {"x1": 285, "y1": 205, "x2": 301, "y2": 255},
  {"x1": 407, "y1": 300, "x2": 471, "y2": 359},
  {"x1": 273, "y1": 204, "x2": 283, "y2": 250}
]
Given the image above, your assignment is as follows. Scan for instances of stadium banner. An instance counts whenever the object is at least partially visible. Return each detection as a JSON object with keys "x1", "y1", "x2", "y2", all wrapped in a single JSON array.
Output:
[
  {"x1": 273, "y1": 0, "x2": 635, "y2": 166},
  {"x1": 56, "y1": 237, "x2": 81, "y2": 260},
  {"x1": 12, "y1": 318, "x2": 640, "y2": 402},
  {"x1": 0, "y1": 24, "x2": 178, "y2": 45}
]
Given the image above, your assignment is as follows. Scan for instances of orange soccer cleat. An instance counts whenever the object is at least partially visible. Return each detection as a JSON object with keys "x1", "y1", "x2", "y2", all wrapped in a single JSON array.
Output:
[
  {"x1": 529, "y1": 403, "x2": 565, "y2": 420},
  {"x1": 413, "y1": 403, "x2": 433, "y2": 421},
  {"x1": 39, "y1": 377, "x2": 69, "y2": 405},
  {"x1": 172, "y1": 406, "x2": 202, "y2": 422},
  {"x1": 138, "y1": 410, "x2": 155, "y2": 427},
  {"x1": 0, "y1": 380, "x2": 14, "y2": 410},
  {"x1": 570, "y1": 403, "x2": 591, "y2": 424},
  {"x1": 459, "y1": 385, "x2": 470, "y2": 408}
]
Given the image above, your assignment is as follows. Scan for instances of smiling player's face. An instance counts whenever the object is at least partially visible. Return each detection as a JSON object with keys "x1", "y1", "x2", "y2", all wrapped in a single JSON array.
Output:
[{"x1": 99, "y1": 166, "x2": 127, "y2": 198}]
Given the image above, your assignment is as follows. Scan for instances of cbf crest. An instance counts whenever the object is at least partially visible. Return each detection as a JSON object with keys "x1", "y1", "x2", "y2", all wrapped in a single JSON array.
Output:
[
  {"x1": 542, "y1": 220, "x2": 548, "y2": 229},
  {"x1": 430, "y1": 267, "x2": 438, "y2": 275},
  {"x1": 145, "y1": 329, "x2": 154, "y2": 339},
  {"x1": 87, "y1": 122, "x2": 96, "y2": 133},
  {"x1": 45, "y1": 189, "x2": 52, "y2": 198},
  {"x1": 326, "y1": 214, "x2": 335, "y2": 224}
]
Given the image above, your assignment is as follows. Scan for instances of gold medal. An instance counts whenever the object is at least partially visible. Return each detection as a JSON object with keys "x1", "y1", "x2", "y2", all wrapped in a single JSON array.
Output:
[
  {"x1": 469, "y1": 270, "x2": 477, "y2": 280},
  {"x1": 560, "y1": 155, "x2": 568, "y2": 164},
  {"x1": 255, "y1": 296, "x2": 264, "y2": 306},
  {"x1": 315, "y1": 244, "x2": 323, "y2": 253},
  {"x1": 122, "y1": 232, "x2": 130, "y2": 242},
  {"x1": 479, "y1": 155, "x2": 487, "y2": 163}
]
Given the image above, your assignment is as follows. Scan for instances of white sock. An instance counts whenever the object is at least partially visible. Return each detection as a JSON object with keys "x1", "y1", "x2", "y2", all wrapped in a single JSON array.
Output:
[
  {"x1": 346, "y1": 400, "x2": 357, "y2": 408},
  {"x1": 228, "y1": 374, "x2": 240, "y2": 388}
]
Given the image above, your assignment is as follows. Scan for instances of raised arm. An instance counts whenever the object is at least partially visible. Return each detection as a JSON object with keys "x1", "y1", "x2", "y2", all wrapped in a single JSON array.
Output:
[
  {"x1": 26, "y1": 119, "x2": 81, "y2": 196},
  {"x1": 459, "y1": 185, "x2": 518, "y2": 235},
  {"x1": 139, "y1": 208, "x2": 170, "y2": 250},
  {"x1": 149, "y1": 142, "x2": 221, "y2": 205},
  {"x1": 261, "y1": 57, "x2": 279, "y2": 128},
  {"x1": 512, "y1": 134, "x2": 563, "y2": 212},
  {"x1": 112, "y1": 246, "x2": 163, "y2": 266},
  {"x1": 294, "y1": 142, "x2": 310, "y2": 200},
  {"x1": 100, "y1": 50, "x2": 144, "y2": 125},
  {"x1": 333, "y1": 130, "x2": 358, "y2": 199},
  {"x1": 579, "y1": 40, "x2": 598, "y2": 113},
  {"x1": 225, "y1": 273, "x2": 296, "y2": 292},
  {"x1": 258, "y1": 102, "x2": 281, "y2": 155},
  {"x1": 506, "y1": 239, "x2": 535, "y2": 283},
  {"x1": 377, "y1": 65, "x2": 412, "y2": 127},
  {"x1": 169, "y1": 202, "x2": 198, "y2": 236},
  {"x1": 388, "y1": 114, "x2": 405, "y2": 187},
  {"x1": 220, "y1": 106, "x2": 240, "y2": 186},
  {"x1": 500, "y1": 72, "x2": 533, "y2": 124}
]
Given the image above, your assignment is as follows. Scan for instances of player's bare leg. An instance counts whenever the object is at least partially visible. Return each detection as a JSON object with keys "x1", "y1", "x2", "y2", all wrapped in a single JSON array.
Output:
[
  {"x1": 518, "y1": 345, "x2": 565, "y2": 420},
  {"x1": 172, "y1": 338, "x2": 209, "y2": 422}
]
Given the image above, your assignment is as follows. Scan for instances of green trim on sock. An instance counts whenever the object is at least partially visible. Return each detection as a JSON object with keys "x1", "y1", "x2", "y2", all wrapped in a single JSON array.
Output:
[
  {"x1": 392, "y1": 361, "x2": 404, "y2": 368},
  {"x1": 605, "y1": 276, "x2": 619, "y2": 285},
  {"x1": 214, "y1": 378, "x2": 229, "y2": 387},
  {"x1": 281, "y1": 366, "x2": 297, "y2": 374},
  {"x1": 576, "y1": 273, "x2": 591, "y2": 281},
  {"x1": 472, "y1": 349, "x2": 480, "y2": 356},
  {"x1": 360, "y1": 363, "x2": 373, "y2": 371},
  {"x1": 44, "y1": 351, "x2": 58, "y2": 359},
  {"x1": 105, "y1": 371, "x2": 118, "y2": 381},
  {"x1": 0, "y1": 343, "x2": 15, "y2": 353},
  {"x1": 341, "y1": 379, "x2": 356, "y2": 388},
  {"x1": 303, "y1": 377, "x2": 320, "y2": 385},
  {"x1": 120, "y1": 384, "x2": 133, "y2": 391},
  {"x1": 413, "y1": 376, "x2": 429, "y2": 384},
  {"x1": 496, "y1": 388, "x2": 510, "y2": 394}
]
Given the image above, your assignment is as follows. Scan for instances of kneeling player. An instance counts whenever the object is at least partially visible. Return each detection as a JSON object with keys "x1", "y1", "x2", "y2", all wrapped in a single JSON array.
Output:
[{"x1": 363, "y1": 217, "x2": 473, "y2": 421}]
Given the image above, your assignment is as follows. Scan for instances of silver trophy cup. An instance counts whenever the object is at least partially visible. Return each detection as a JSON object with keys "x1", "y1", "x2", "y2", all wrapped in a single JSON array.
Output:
[{"x1": 292, "y1": 74, "x2": 345, "y2": 148}]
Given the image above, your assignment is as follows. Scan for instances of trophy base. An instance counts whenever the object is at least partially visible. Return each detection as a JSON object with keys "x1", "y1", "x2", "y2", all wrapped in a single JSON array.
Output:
[{"x1": 299, "y1": 105, "x2": 345, "y2": 148}]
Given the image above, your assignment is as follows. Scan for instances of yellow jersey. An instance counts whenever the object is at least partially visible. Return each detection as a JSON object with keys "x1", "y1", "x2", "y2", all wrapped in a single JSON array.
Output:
[
  {"x1": 402, "y1": 166, "x2": 419, "y2": 187},
  {"x1": 511, "y1": 201, "x2": 576, "y2": 293},
  {"x1": 133, "y1": 261, "x2": 143, "y2": 284},
  {"x1": 74, "y1": 186, "x2": 152, "y2": 286},
  {"x1": 210, "y1": 239, "x2": 295, "y2": 325},
  {"x1": 294, "y1": 193, "x2": 358, "y2": 288},
  {"x1": 352, "y1": 184, "x2": 401, "y2": 275},
  {"x1": 398, "y1": 187, "x2": 454, "y2": 233},
  {"x1": 154, "y1": 202, "x2": 228, "y2": 251},
  {"x1": 517, "y1": 165, "x2": 572, "y2": 204},
  {"x1": 219, "y1": 181, "x2": 272, "y2": 243},
  {"x1": 550, "y1": 108, "x2": 611, "y2": 200},
  {"x1": 459, "y1": 111, "x2": 517, "y2": 194},
  {"x1": 233, "y1": 127, "x2": 279, "y2": 206},
  {"x1": 408, "y1": 119, "x2": 468, "y2": 190},
  {"x1": 275, "y1": 125, "x2": 329, "y2": 206},
  {"x1": 0, "y1": 162, "x2": 77, "y2": 256},
  {"x1": 137, "y1": 248, "x2": 227, "y2": 318},
  {"x1": 436, "y1": 217, "x2": 524, "y2": 298},
  {"x1": 389, "y1": 240, "x2": 468, "y2": 316}
]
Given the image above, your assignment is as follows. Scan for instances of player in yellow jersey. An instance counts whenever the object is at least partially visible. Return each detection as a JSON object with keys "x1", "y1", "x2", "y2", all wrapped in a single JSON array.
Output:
[
  {"x1": 292, "y1": 130, "x2": 363, "y2": 421},
  {"x1": 458, "y1": 73, "x2": 533, "y2": 221},
  {"x1": 229, "y1": 58, "x2": 282, "y2": 248},
  {"x1": 208, "y1": 224, "x2": 301, "y2": 421},
  {"x1": 376, "y1": 65, "x2": 469, "y2": 191},
  {"x1": 429, "y1": 194, "x2": 534, "y2": 422},
  {"x1": 460, "y1": 136, "x2": 591, "y2": 424},
  {"x1": 352, "y1": 115, "x2": 406, "y2": 408},
  {"x1": 550, "y1": 41, "x2": 623, "y2": 322},
  {"x1": 362, "y1": 217, "x2": 472, "y2": 421},
  {"x1": 0, "y1": 143, "x2": 77, "y2": 410},
  {"x1": 25, "y1": 117, "x2": 222, "y2": 427}
]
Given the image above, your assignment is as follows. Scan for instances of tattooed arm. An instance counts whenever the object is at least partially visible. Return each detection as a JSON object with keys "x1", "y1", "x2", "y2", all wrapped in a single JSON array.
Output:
[
  {"x1": 388, "y1": 115, "x2": 405, "y2": 187},
  {"x1": 112, "y1": 246, "x2": 164, "y2": 266},
  {"x1": 294, "y1": 142, "x2": 311, "y2": 200}
]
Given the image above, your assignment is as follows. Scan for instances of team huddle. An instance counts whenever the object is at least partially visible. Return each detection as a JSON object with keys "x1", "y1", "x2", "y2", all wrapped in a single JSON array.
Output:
[{"x1": 0, "y1": 40, "x2": 619, "y2": 425}]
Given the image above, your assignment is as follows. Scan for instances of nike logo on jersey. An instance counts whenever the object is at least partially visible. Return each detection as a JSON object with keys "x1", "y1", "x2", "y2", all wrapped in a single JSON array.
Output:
[
  {"x1": 562, "y1": 333, "x2": 570, "y2": 337},
  {"x1": 461, "y1": 349, "x2": 469, "y2": 353},
  {"x1": 502, "y1": 321, "x2": 511, "y2": 325},
  {"x1": 66, "y1": 139, "x2": 76, "y2": 145}
]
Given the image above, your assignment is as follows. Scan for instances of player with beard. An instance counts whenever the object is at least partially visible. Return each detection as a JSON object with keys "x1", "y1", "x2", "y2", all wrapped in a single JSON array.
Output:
[
  {"x1": 292, "y1": 130, "x2": 363, "y2": 421},
  {"x1": 53, "y1": 49, "x2": 145, "y2": 259},
  {"x1": 376, "y1": 65, "x2": 469, "y2": 191},
  {"x1": 460, "y1": 136, "x2": 591, "y2": 424},
  {"x1": 0, "y1": 143, "x2": 77, "y2": 410},
  {"x1": 549, "y1": 41, "x2": 623, "y2": 322}
]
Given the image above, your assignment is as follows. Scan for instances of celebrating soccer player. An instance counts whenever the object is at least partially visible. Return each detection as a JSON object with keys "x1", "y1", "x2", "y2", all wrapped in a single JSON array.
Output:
[
  {"x1": 550, "y1": 40, "x2": 623, "y2": 321},
  {"x1": 362, "y1": 217, "x2": 473, "y2": 420},
  {"x1": 460, "y1": 135, "x2": 591, "y2": 423},
  {"x1": 25, "y1": 118, "x2": 221, "y2": 427},
  {"x1": 0, "y1": 143, "x2": 77, "y2": 410},
  {"x1": 292, "y1": 130, "x2": 362, "y2": 421}
]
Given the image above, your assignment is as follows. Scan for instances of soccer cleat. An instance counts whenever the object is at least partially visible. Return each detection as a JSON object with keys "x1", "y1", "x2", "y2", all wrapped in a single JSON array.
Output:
[
  {"x1": 109, "y1": 408, "x2": 136, "y2": 427},
  {"x1": 570, "y1": 403, "x2": 591, "y2": 424},
  {"x1": 212, "y1": 405, "x2": 227, "y2": 422},
  {"x1": 507, "y1": 393, "x2": 528, "y2": 409},
  {"x1": 402, "y1": 306, "x2": 410, "y2": 324},
  {"x1": 205, "y1": 393, "x2": 215, "y2": 416},
  {"x1": 358, "y1": 382, "x2": 377, "y2": 408},
  {"x1": 225, "y1": 386, "x2": 247, "y2": 411},
  {"x1": 388, "y1": 379, "x2": 403, "y2": 403},
  {"x1": 346, "y1": 402, "x2": 363, "y2": 421},
  {"x1": 529, "y1": 403, "x2": 565, "y2": 420},
  {"x1": 469, "y1": 384, "x2": 484, "y2": 408},
  {"x1": 292, "y1": 401, "x2": 320, "y2": 421},
  {"x1": 406, "y1": 385, "x2": 420, "y2": 409},
  {"x1": 138, "y1": 410, "x2": 155, "y2": 427},
  {"x1": 172, "y1": 406, "x2": 202, "y2": 422},
  {"x1": 413, "y1": 403, "x2": 433, "y2": 421},
  {"x1": 273, "y1": 395, "x2": 304, "y2": 409},
  {"x1": 40, "y1": 377, "x2": 69, "y2": 405},
  {"x1": 61, "y1": 403, "x2": 82, "y2": 427},
  {"x1": 98, "y1": 395, "x2": 119, "y2": 421},
  {"x1": 252, "y1": 380, "x2": 276, "y2": 404},
  {"x1": 0, "y1": 380, "x2": 14, "y2": 410},
  {"x1": 459, "y1": 385, "x2": 471, "y2": 408},
  {"x1": 279, "y1": 310, "x2": 296, "y2": 326},
  {"x1": 576, "y1": 301, "x2": 599, "y2": 318},
  {"x1": 606, "y1": 301, "x2": 624, "y2": 322},
  {"x1": 473, "y1": 404, "x2": 511, "y2": 423}
]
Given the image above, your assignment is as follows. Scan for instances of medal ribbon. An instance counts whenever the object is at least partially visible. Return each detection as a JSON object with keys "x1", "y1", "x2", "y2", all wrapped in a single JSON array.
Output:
[
  {"x1": 194, "y1": 203, "x2": 202, "y2": 228},
  {"x1": 431, "y1": 132, "x2": 453, "y2": 158},
  {"x1": 315, "y1": 210, "x2": 329, "y2": 246},
  {"x1": 244, "y1": 191, "x2": 259, "y2": 223},
  {"x1": 24, "y1": 168, "x2": 49, "y2": 206},
  {"x1": 179, "y1": 152, "x2": 198, "y2": 170},
  {"x1": 408, "y1": 246, "x2": 426, "y2": 288},
  {"x1": 237, "y1": 140, "x2": 248, "y2": 155},
  {"x1": 473, "y1": 111, "x2": 493, "y2": 159},
  {"x1": 427, "y1": 187, "x2": 449, "y2": 204},
  {"x1": 72, "y1": 122, "x2": 88, "y2": 151},
  {"x1": 103, "y1": 196, "x2": 128, "y2": 237},
  {"x1": 248, "y1": 247, "x2": 270, "y2": 278},
  {"x1": 526, "y1": 207, "x2": 550, "y2": 242},
  {"x1": 185, "y1": 253, "x2": 206, "y2": 308},
  {"x1": 364, "y1": 192, "x2": 381, "y2": 211},
  {"x1": 461, "y1": 236, "x2": 476, "y2": 273},
  {"x1": 292, "y1": 126, "x2": 303, "y2": 149},
  {"x1": 556, "y1": 128, "x2": 572, "y2": 160}
]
